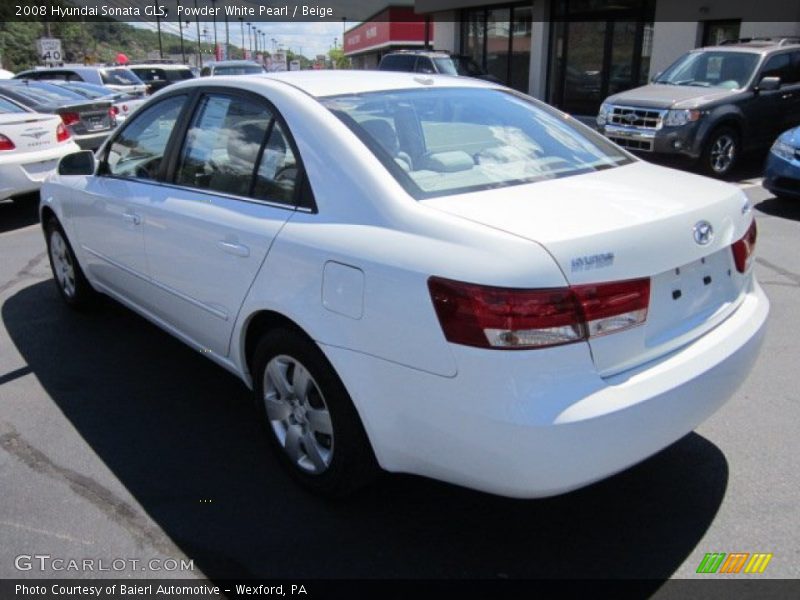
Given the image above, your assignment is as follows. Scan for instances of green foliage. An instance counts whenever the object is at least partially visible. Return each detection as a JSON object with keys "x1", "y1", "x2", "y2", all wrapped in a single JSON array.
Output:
[{"x1": 0, "y1": 21, "x2": 220, "y2": 72}]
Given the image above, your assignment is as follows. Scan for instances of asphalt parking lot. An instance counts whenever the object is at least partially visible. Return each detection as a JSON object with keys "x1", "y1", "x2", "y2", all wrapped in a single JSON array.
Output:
[{"x1": 0, "y1": 157, "x2": 798, "y2": 585}]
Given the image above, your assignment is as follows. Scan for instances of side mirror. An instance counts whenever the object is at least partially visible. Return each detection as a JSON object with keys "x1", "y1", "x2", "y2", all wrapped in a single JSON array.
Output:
[
  {"x1": 757, "y1": 76, "x2": 781, "y2": 91},
  {"x1": 58, "y1": 150, "x2": 96, "y2": 176}
]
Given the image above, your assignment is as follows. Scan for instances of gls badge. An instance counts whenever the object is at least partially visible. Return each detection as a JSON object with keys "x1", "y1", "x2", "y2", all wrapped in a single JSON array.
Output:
[{"x1": 693, "y1": 220, "x2": 714, "y2": 245}]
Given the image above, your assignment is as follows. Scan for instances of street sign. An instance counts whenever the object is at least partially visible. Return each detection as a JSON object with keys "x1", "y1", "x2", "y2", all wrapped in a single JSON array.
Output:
[{"x1": 36, "y1": 38, "x2": 63, "y2": 65}]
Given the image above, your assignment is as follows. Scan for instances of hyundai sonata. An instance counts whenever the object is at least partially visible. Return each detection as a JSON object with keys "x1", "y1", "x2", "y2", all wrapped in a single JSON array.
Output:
[{"x1": 40, "y1": 72, "x2": 767, "y2": 498}]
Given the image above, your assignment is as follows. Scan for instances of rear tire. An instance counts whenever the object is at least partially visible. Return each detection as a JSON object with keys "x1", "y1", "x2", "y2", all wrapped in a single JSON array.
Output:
[
  {"x1": 701, "y1": 127, "x2": 739, "y2": 178},
  {"x1": 252, "y1": 328, "x2": 379, "y2": 497},
  {"x1": 45, "y1": 218, "x2": 97, "y2": 310}
]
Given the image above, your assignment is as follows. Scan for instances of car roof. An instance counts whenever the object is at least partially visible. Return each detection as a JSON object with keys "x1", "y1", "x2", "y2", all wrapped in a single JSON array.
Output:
[
  {"x1": 384, "y1": 50, "x2": 452, "y2": 58},
  {"x1": 172, "y1": 70, "x2": 498, "y2": 98},
  {"x1": 131, "y1": 64, "x2": 192, "y2": 70}
]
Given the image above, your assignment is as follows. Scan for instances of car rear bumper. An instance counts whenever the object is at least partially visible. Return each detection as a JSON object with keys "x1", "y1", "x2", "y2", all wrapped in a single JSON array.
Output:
[
  {"x1": 72, "y1": 131, "x2": 112, "y2": 151},
  {"x1": 0, "y1": 143, "x2": 80, "y2": 200},
  {"x1": 322, "y1": 279, "x2": 768, "y2": 498},
  {"x1": 763, "y1": 152, "x2": 800, "y2": 199}
]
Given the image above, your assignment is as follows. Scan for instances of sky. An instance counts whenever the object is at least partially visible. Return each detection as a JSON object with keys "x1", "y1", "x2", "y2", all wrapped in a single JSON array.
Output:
[{"x1": 131, "y1": 20, "x2": 350, "y2": 58}]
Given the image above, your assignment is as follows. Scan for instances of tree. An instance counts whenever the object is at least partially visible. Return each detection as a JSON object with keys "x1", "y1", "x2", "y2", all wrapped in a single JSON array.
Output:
[{"x1": 328, "y1": 47, "x2": 349, "y2": 69}]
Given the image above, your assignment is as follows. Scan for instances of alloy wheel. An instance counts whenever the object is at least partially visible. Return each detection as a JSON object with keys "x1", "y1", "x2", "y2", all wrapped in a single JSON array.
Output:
[
  {"x1": 263, "y1": 354, "x2": 334, "y2": 474},
  {"x1": 49, "y1": 230, "x2": 76, "y2": 299}
]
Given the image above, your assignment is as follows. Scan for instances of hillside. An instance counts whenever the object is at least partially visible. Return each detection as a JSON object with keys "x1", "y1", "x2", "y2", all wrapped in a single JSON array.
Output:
[{"x1": 0, "y1": 21, "x2": 229, "y2": 72}]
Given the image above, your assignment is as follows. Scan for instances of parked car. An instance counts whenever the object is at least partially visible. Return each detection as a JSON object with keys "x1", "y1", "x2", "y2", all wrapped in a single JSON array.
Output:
[
  {"x1": 41, "y1": 71, "x2": 767, "y2": 498},
  {"x1": 128, "y1": 63, "x2": 194, "y2": 94},
  {"x1": 596, "y1": 38, "x2": 800, "y2": 177},
  {"x1": 378, "y1": 50, "x2": 501, "y2": 83},
  {"x1": 15, "y1": 66, "x2": 148, "y2": 97},
  {"x1": 48, "y1": 81, "x2": 147, "y2": 123},
  {"x1": 0, "y1": 80, "x2": 116, "y2": 150},
  {"x1": 763, "y1": 126, "x2": 800, "y2": 199},
  {"x1": 0, "y1": 68, "x2": 13, "y2": 79},
  {"x1": 0, "y1": 95, "x2": 80, "y2": 202},
  {"x1": 199, "y1": 61, "x2": 264, "y2": 76}
]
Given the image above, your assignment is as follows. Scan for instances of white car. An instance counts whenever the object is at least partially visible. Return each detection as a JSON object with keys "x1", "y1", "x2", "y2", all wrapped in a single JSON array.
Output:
[
  {"x1": 40, "y1": 72, "x2": 768, "y2": 498},
  {"x1": 0, "y1": 95, "x2": 80, "y2": 202}
]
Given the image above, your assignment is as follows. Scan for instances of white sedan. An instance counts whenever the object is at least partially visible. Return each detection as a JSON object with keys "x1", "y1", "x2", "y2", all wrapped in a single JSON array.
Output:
[
  {"x1": 0, "y1": 95, "x2": 80, "y2": 202},
  {"x1": 40, "y1": 72, "x2": 768, "y2": 498}
]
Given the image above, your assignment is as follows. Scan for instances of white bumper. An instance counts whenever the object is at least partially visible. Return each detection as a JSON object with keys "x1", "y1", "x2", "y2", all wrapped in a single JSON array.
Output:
[
  {"x1": 0, "y1": 143, "x2": 79, "y2": 201},
  {"x1": 322, "y1": 281, "x2": 768, "y2": 498}
]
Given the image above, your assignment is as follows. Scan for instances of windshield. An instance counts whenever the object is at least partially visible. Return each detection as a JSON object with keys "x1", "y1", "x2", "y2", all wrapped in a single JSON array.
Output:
[
  {"x1": 322, "y1": 88, "x2": 632, "y2": 200},
  {"x1": 655, "y1": 51, "x2": 759, "y2": 89},
  {"x1": 433, "y1": 58, "x2": 458, "y2": 76},
  {"x1": 214, "y1": 65, "x2": 263, "y2": 75},
  {"x1": 100, "y1": 68, "x2": 143, "y2": 86}
]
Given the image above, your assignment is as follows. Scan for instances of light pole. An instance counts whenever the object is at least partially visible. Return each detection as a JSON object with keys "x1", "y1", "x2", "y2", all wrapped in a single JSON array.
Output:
[
  {"x1": 246, "y1": 23, "x2": 252, "y2": 58},
  {"x1": 154, "y1": 0, "x2": 163, "y2": 58},
  {"x1": 239, "y1": 18, "x2": 244, "y2": 59},
  {"x1": 176, "y1": 1, "x2": 186, "y2": 63},
  {"x1": 210, "y1": 0, "x2": 218, "y2": 58},
  {"x1": 193, "y1": 0, "x2": 202, "y2": 67}
]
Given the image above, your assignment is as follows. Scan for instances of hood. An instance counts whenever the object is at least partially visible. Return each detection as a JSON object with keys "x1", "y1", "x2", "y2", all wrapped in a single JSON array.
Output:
[{"x1": 606, "y1": 84, "x2": 740, "y2": 109}]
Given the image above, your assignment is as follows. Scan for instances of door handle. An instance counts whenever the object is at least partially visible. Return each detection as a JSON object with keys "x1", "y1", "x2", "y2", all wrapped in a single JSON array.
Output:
[
  {"x1": 217, "y1": 240, "x2": 250, "y2": 258},
  {"x1": 122, "y1": 212, "x2": 141, "y2": 225}
]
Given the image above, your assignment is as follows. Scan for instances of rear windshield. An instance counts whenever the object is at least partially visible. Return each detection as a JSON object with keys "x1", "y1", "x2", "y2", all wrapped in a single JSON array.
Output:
[
  {"x1": 59, "y1": 82, "x2": 114, "y2": 99},
  {"x1": 214, "y1": 65, "x2": 263, "y2": 75},
  {"x1": 101, "y1": 68, "x2": 143, "y2": 86},
  {"x1": 0, "y1": 96, "x2": 27, "y2": 113},
  {"x1": 5, "y1": 83, "x2": 87, "y2": 105},
  {"x1": 322, "y1": 87, "x2": 632, "y2": 200}
]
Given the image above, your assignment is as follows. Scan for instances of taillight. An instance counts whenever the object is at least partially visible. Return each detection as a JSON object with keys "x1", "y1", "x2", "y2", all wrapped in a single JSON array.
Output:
[
  {"x1": 0, "y1": 134, "x2": 15, "y2": 151},
  {"x1": 56, "y1": 122, "x2": 70, "y2": 142},
  {"x1": 428, "y1": 276, "x2": 650, "y2": 350},
  {"x1": 109, "y1": 106, "x2": 119, "y2": 117},
  {"x1": 732, "y1": 219, "x2": 757, "y2": 273},
  {"x1": 60, "y1": 112, "x2": 80, "y2": 127}
]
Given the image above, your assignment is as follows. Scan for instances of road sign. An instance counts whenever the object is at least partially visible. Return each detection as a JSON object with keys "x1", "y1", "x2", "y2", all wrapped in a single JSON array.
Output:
[{"x1": 36, "y1": 38, "x2": 63, "y2": 65}]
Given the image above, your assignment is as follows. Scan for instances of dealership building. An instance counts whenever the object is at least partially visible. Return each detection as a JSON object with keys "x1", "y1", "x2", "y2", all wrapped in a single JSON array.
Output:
[{"x1": 398, "y1": 0, "x2": 800, "y2": 115}]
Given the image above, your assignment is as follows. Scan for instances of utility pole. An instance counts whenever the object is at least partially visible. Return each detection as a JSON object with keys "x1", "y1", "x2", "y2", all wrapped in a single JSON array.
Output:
[
  {"x1": 224, "y1": 14, "x2": 229, "y2": 61},
  {"x1": 194, "y1": 0, "x2": 202, "y2": 67},
  {"x1": 155, "y1": 0, "x2": 163, "y2": 58},
  {"x1": 210, "y1": 0, "x2": 218, "y2": 59},
  {"x1": 176, "y1": 1, "x2": 186, "y2": 64},
  {"x1": 239, "y1": 18, "x2": 244, "y2": 59}
]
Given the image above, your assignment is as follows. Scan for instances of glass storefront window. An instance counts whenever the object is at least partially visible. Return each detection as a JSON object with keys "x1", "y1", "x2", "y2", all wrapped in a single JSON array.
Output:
[{"x1": 460, "y1": 3, "x2": 533, "y2": 93}]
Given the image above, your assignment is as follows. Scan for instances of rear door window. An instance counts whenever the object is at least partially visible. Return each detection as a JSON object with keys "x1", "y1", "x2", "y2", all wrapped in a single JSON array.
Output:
[{"x1": 175, "y1": 94, "x2": 273, "y2": 198}]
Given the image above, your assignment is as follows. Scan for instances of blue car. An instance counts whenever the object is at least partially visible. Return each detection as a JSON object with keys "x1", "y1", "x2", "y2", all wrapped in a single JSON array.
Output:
[{"x1": 764, "y1": 126, "x2": 800, "y2": 200}]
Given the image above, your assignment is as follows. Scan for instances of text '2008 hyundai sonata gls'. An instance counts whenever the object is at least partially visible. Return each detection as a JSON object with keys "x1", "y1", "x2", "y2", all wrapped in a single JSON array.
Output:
[{"x1": 41, "y1": 71, "x2": 767, "y2": 498}]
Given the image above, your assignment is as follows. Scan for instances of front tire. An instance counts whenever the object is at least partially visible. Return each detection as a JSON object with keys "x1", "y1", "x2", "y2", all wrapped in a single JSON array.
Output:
[
  {"x1": 252, "y1": 328, "x2": 378, "y2": 497},
  {"x1": 701, "y1": 127, "x2": 739, "y2": 178},
  {"x1": 45, "y1": 219, "x2": 97, "y2": 309}
]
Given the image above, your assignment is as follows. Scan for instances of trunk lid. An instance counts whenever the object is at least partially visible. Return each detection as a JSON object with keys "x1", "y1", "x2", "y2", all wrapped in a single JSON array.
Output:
[
  {"x1": 423, "y1": 161, "x2": 754, "y2": 375},
  {"x1": 55, "y1": 101, "x2": 114, "y2": 135},
  {"x1": 0, "y1": 112, "x2": 62, "y2": 152}
]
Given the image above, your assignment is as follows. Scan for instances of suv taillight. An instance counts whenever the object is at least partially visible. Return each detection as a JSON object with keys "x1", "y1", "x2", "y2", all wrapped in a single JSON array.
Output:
[
  {"x1": 56, "y1": 122, "x2": 70, "y2": 142},
  {"x1": 732, "y1": 220, "x2": 757, "y2": 273},
  {"x1": 0, "y1": 134, "x2": 15, "y2": 151},
  {"x1": 428, "y1": 276, "x2": 650, "y2": 350}
]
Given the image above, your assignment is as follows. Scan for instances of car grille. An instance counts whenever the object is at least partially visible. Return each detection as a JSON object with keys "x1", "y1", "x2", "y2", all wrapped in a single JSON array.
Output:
[
  {"x1": 607, "y1": 136, "x2": 654, "y2": 152},
  {"x1": 609, "y1": 106, "x2": 666, "y2": 130}
]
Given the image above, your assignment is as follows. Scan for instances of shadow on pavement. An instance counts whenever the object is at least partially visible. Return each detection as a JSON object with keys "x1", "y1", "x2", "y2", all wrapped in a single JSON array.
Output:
[
  {"x1": 755, "y1": 196, "x2": 800, "y2": 222},
  {"x1": 0, "y1": 193, "x2": 40, "y2": 235},
  {"x1": 3, "y1": 280, "x2": 730, "y2": 583}
]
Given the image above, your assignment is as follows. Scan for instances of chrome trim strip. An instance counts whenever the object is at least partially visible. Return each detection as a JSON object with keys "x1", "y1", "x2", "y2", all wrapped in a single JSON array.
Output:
[{"x1": 81, "y1": 244, "x2": 229, "y2": 321}]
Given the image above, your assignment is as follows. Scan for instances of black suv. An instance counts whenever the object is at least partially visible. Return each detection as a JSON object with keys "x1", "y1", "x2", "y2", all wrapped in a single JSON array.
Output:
[
  {"x1": 378, "y1": 51, "x2": 501, "y2": 83},
  {"x1": 596, "y1": 38, "x2": 800, "y2": 177}
]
